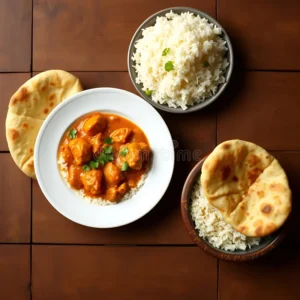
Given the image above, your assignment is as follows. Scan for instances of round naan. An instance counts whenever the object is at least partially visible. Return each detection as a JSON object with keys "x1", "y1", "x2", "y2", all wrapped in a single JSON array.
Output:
[
  {"x1": 6, "y1": 70, "x2": 83, "y2": 179},
  {"x1": 201, "y1": 140, "x2": 292, "y2": 237}
]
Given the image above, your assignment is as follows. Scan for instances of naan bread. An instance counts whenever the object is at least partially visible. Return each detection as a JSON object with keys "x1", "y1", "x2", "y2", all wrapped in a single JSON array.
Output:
[
  {"x1": 201, "y1": 140, "x2": 274, "y2": 217},
  {"x1": 6, "y1": 70, "x2": 83, "y2": 178},
  {"x1": 201, "y1": 140, "x2": 291, "y2": 237},
  {"x1": 227, "y1": 159, "x2": 292, "y2": 236}
]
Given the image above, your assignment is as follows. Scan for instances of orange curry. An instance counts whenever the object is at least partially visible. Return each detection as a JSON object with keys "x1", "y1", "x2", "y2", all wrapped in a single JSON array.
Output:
[{"x1": 58, "y1": 112, "x2": 151, "y2": 202}]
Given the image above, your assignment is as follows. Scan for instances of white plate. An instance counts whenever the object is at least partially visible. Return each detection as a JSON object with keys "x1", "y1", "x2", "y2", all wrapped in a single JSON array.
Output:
[{"x1": 35, "y1": 88, "x2": 174, "y2": 228}]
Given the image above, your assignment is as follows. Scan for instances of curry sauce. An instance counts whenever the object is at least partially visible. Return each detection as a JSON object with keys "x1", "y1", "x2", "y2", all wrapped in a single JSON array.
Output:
[{"x1": 58, "y1": 112, "x2": 151, "y2": 202}]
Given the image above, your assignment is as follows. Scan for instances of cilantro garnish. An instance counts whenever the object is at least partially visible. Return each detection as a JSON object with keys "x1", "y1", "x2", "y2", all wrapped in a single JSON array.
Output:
[
  {"x1": 104, "y1": 137, "x2": 113, "y2": 144},
  {"x1": 82, "y1": 165, "x2": 90, "y2": 172},
  {"x1": 145, "y1": 89, "x2": 152, "y2": 96},
  {"x1": 120, "y1": 147, "x2": 129, "y2": 157},
  {"x1": 89, "y1": 160, "x2": 99, "y2": 169},
  {"x1": 121, "y1": 162, "x2": 129, "y2": 171},
  {"x1": 165, "y1": 61, "x2": 174, "y2": 72},
  {"x1": 95, "y1": 146, "x2": 114, "y2": 166},
  {"x1": 69, "y1": 128, "x2": 77, "y2": 139},
  {"x1": 162, "y1": 48, "x2": 170, "y2": 56}
]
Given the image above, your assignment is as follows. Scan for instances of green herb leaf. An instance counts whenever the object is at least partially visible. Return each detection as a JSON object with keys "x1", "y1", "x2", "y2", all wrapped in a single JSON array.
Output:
[
  {"x1": 165, "y1": 61, "x2": 174, "y2": 72},
  {"x1": 145, "y1": 89, "x2": 152, "y2": 96},
  {"x1": 103, "y1": 146, "x2": 113, "y2": 154},
  {"x1": 203, "y1": 61, "x2": 209, "y2": 67},
  {"x1": 107, "y1": 153, "x2": 114, "y2": 161},
  {"x1": 121, "y1": 162, "x2": 129, "y2": 171},
  {"x1": 95, "y1": 149, "x2": 114, "y2": 166},
  {"x1": 104, "y1": 137, "x2": 113, "y2": 144},
  {"x1": 89, "y1": 160, "x2": 99, "y2": 169},
  {"x1": 96, "y1": 152, "x2": 106, "y2": 162},
  {"x1": 82, "y1": 165, "x2": 90, "y2": 172},
  {"x1": 120, "y1": 147, "x2": 129, "y2": 157},
  {"x1": 96, "y1": 152, "x2": 107, "y2": 166},
  {"x1": 69, "y1": 129, "x2": 77, "y2": 139},
  {"x1": 162, "y1": 48, "x2": 170, "y2": 56}
]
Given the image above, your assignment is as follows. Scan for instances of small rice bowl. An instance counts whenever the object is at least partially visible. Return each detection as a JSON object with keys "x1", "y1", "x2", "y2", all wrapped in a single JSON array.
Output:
[
  {"x1": 190, "y1": 177, "x2": 260, "y2": 251},
  {"x1": 132, "y1": 11, "x2": 229, "y2": 110},
  {"x1": 57, "y1": 156, "x2": 147, "y2": 206}
]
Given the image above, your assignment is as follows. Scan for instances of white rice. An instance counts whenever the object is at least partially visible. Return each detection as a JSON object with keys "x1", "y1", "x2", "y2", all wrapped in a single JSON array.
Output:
[
  {"x1": 190, "y1": 177, "x2": 260, "y2": 251},
  {"x1": 132, "y1": 11, "x2": 229, "y2": 110},
  {"x1": 57, "y1": 155, "x2": 147, "y2": 205}
]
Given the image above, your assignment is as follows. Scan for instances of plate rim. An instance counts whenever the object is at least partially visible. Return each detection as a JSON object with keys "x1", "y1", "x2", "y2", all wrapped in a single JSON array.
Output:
[{"x1": 34, "y1": 87, "x2": 175, "y2": 228}]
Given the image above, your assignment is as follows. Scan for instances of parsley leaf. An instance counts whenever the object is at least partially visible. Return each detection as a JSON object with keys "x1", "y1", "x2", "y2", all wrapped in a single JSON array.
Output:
[
  {"x1": 103, "y1": 146, "x2": 113, "y2": 154},
  {"x1": 89, "y1": 160, "x2": 99, "y2": 169},
  {"x1": 121, "y1": 162, "x2": 129, "y2": 171},
  {"x1": 145, "y1": 89, "x2": 152, "y2": 96},
  {"x1": 96, "y1": 153, "x2": 107, "y2": 166},
  {"x1": 162, "y1": 48, "x2": 170, "y2": 56},
  {"x1": 165, "y1": 61, "x2": 174, "y2": 72},
  {"x1": 120, "y1": 147, "x2": 129, "y2": 157},
  {"x1": 95, "y1": 149, "x2": 114, "y2": 166},
  {"x1": 106, "y1": 153, "x2": 114, "y2": 162},
  {"x1": 104, "y1": 137, "x2": 113, "y2": 144},
  {"x1": 82, "y1": 165, "x2": 90, "y2": 172},
  {"x1": 203, "y1": 61, "x2": 209, "y2": 67},
  {"x1": 69, "y1": 128, "x2": 77, "y2": 139}
]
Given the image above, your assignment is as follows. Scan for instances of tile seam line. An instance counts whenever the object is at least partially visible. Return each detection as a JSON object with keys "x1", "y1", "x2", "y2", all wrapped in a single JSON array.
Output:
[
  {"x1": 31, "y1": 0, "x2": 33, "y2": 73},
  {"x1": 30, "y1": 243, "x2": 197, "y2": 247},
  {"x1": 3, "y1": 150, "x2": 300, "y2": 154},
  {"x1": 1, "y1": 70, "x2": 300, "y2": 74},
  {"x1": 31, "y1": 70, "x2": 300, "y2": 73}
]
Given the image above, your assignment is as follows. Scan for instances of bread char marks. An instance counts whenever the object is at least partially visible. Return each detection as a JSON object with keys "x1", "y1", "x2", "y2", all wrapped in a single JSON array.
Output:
[
  {"x1": 5, "y1": 70, "x2": 83, "y2": 178},
  {"x1": 201, "y1": 139, "x2": 291, "y2": 237},
  {"x1": 227, "y1": 159, "x2": 292, "y2": 237}
]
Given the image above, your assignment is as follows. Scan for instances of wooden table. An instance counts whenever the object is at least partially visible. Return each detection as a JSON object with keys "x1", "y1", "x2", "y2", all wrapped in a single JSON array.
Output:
[{"x1": 1, "y1": 0, "x2": 300, "y2": 299}]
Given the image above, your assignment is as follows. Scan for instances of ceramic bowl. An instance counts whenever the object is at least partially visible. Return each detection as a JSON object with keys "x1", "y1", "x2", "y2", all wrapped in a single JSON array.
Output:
[
  {"x1": 35, "y1": 88, "x2": 174, "y2": 228},
  {"x1": 181, "y1": 156, "x2": 285, "y2": 261},
  {"x1": 128, "y1": 6, "x2": 233, "y2": 114}
]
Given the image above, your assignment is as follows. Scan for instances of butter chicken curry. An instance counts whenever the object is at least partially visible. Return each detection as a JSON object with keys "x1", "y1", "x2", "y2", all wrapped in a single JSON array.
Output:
[{"x1": 58, "y1": 112, "x2": 151, "y2": 202}]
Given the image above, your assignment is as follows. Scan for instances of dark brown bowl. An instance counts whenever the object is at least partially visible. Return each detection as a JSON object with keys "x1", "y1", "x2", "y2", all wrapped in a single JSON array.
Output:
[{"x1": 181, "y1": 156, "x2": 285, "y2": 261}]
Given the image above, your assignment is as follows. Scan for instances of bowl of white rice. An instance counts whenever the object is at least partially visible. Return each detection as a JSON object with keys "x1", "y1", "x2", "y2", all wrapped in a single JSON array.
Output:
[
  {"x1": 128, "y1": 7, "x2": 233, "y2": 113},
  {"x1": 181, "y1": 156, "x2": 285, "y2": 261}
]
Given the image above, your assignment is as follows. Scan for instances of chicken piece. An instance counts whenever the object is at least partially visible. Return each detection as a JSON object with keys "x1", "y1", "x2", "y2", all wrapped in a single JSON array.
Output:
[
  {"x1": 106, "y1": 182, "x2": 129, "y2": 202},
  {"x1": 83, "y1": 114, "x2": 107, "y2": 136},
  {"x1": 68, "y1": 165, "x2": 83, "y2": 190},
  {"x1": 120, "y1": 142, "x2": 151, "y2": 170},
  {"x1": 106, "y1": 186, "x2": 118, "y2": 202},
  {"x1": 90, "y1": 133, "x2": 102, "y2": 154},
  {"x1": 60, "y1": 145, "x2": 73, "y2": 164},
  {"x1": 69, "y1": 138, "x2": 92, "y2": 165},
  {"x1": 81, "y1": 169, "x2": 102, "y2": 195},
  {"x1": 118, "y1": 182, "x2": 129, "y2": 195},
  {"x1": 110, "y1": 128, "x2": 132, "y2": 143},
  {"x1": 103, "y1": 162, "x2": 124, "y2": 186}
]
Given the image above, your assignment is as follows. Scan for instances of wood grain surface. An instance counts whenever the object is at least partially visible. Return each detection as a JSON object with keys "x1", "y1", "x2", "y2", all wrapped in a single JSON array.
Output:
[
  {"x1": 32, "y1": 246, "x2": 217, "y2": 300},
  {"x1": 0, "y1": 245, "x2": 30, "y2": 300},
  {"x1": 0, "y1": 0, "x2": 32, "y2": 71},
  {"x1": 218, "y1": 0, "x2": 300, "y2": 70},
  {"x1": 33, "y1": 0, "x2": 215, "y2": 71}
]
